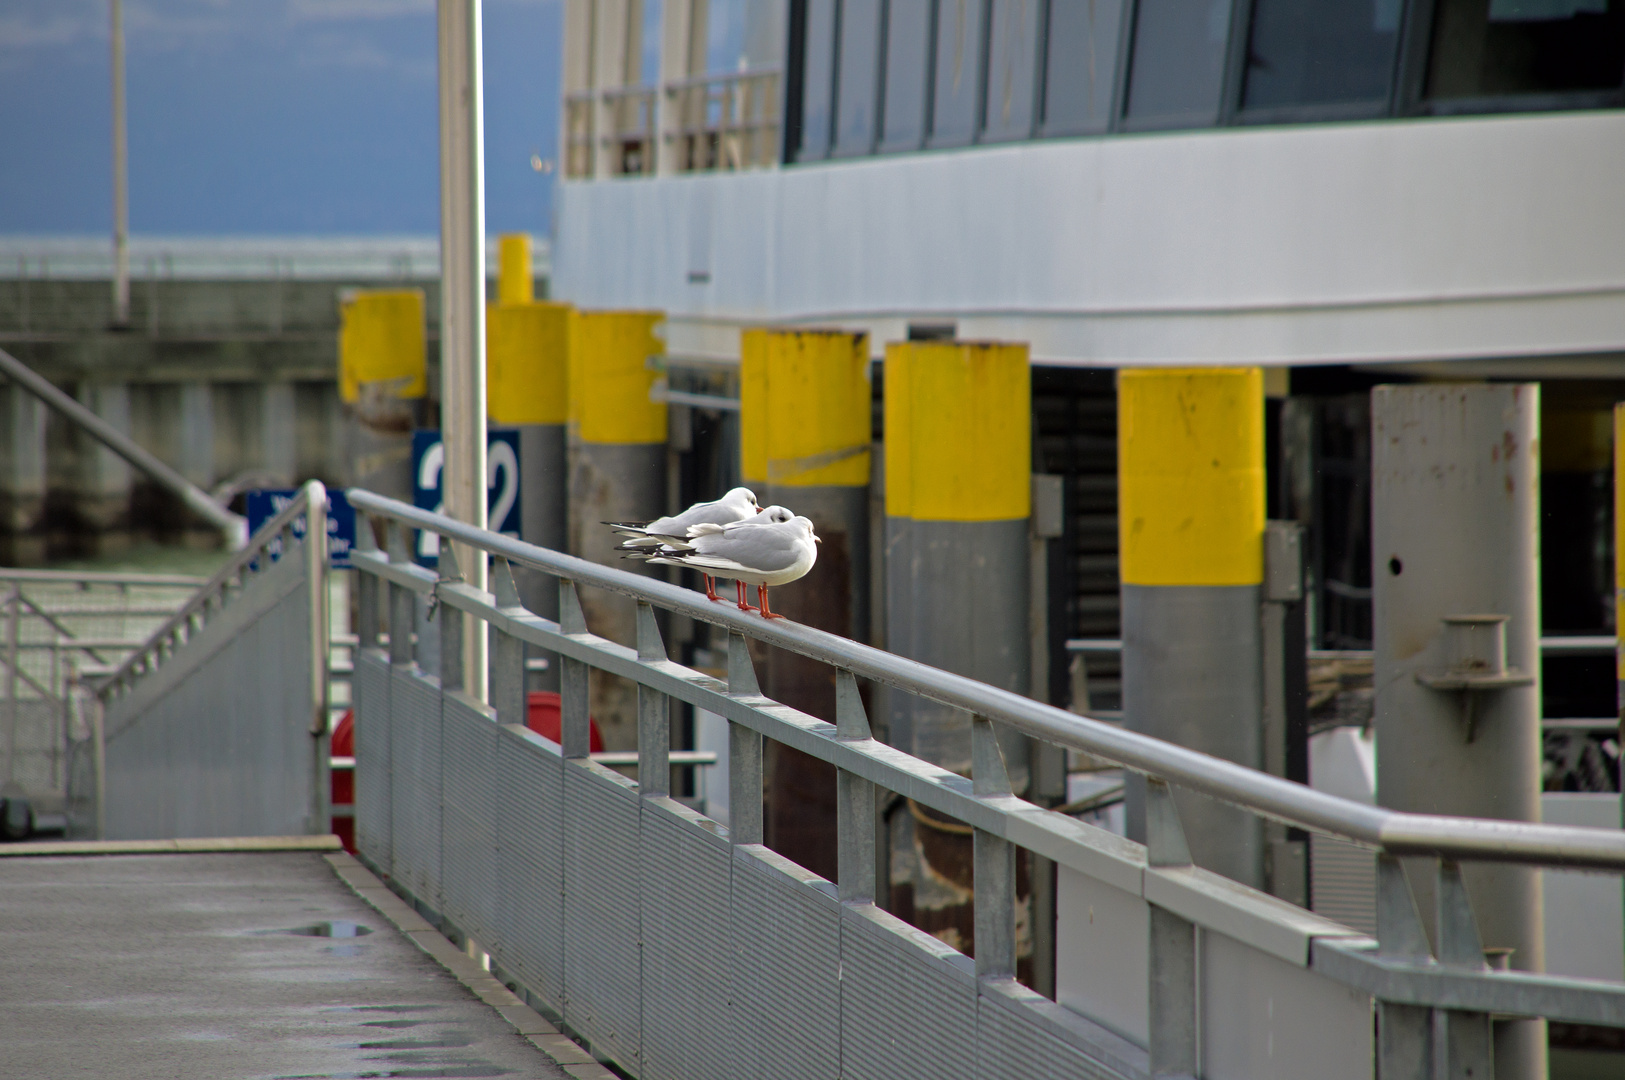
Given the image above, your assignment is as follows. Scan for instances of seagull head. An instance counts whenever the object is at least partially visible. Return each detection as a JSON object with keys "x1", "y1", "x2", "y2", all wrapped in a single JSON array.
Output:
[
  {"x1": 726, "y1": 486, "x2": 762, "y2": 513},
  {"x1": 760, "y1": 505, "x2": 795, "y2": 524}
]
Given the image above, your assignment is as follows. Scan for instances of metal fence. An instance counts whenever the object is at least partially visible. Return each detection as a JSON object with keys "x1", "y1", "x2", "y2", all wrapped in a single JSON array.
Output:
[
  {"x1": 346, "y1": 488, "x2": 1625, "y2": 1080},
  {"x1": 0, "y1": 567, "x2": 201, "y2": 805},
  {"x1": 67, "y1": 482, "x2": 329, "y2": 840}
]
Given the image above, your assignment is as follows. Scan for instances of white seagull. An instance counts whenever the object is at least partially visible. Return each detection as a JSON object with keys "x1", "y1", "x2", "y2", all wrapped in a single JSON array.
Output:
[
  {"x1": 606, "y1": 486, "x2": 761, "y2": 601},
  {"x1": 635, "y1": 506, "x2": 820, "y2": 618}
]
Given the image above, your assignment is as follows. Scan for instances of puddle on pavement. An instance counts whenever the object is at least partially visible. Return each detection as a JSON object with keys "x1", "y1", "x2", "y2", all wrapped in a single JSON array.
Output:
[
  {"x1": 358, "y1": 1038, "x2": 474, "y2": 1050},
  {"x1": 363, "y1": 1020, "x2": 429, "y2": 1029},
  {"x1": 250, "y1": 920, "x2": 375, "y2": 940}
]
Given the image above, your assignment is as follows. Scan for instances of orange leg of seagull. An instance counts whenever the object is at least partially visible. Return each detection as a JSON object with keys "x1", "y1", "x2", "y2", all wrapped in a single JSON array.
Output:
[
  {"x1": 735, "y1": 580, "x2": 757, "y2": 612},
  {"x1": 702, "y1": 574, "x2": 721, "y2": 602},
  {"x1": 757, "y1": 584, "x2": 784, "y2": 619}
]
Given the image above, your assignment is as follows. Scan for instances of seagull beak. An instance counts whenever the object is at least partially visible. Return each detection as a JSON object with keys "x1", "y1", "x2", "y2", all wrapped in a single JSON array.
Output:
[{"x1": 813, "y1": 536, "x2": 822, "y2": 543}]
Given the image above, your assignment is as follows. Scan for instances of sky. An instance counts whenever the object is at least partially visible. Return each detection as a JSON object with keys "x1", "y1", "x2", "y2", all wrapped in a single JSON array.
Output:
[{"x1": 0, "y1": 0, "x2": 561, "y2": 236}]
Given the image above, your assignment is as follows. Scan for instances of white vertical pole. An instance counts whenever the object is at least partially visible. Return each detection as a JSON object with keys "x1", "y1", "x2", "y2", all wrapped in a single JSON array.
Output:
[
  {"x1": 438, "y1": 0, "x2": 489, "y2": 701},
  {"x1": 110, "y1": 0, "x2": 130, "y2": 327}
]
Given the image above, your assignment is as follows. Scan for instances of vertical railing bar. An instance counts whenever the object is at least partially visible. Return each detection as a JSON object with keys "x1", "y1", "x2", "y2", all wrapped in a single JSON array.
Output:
[
  {"x1": 636, "y1": 601, "x2": 669, "y2": 798},
  {"x1": 439, "y1": 541, "x2": 466, "y2": 694},
  {"x1": 558, "y1": 579, "x2": 589, "y2": 759},
  {"x1": 727, "y1": 631, "x2": 762, "y2": 845},
  {"x1": 972, "y1": 715, "x2": 1016, "y2": 979},
  {"x1": 836, "y1": 670, "x2": 877, "y2": 902},
  {"x1": 387, "y1": 523, "x2": 414, "y2": 668},
  {"x1": 491, "y1": 558, "x2": 525, "y2": 728}
]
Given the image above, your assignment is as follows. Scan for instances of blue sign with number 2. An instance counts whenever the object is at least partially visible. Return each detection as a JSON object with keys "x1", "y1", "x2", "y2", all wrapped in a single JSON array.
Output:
[{"x1": 411, "y1": 429, "x2": 521, "y2": 566}]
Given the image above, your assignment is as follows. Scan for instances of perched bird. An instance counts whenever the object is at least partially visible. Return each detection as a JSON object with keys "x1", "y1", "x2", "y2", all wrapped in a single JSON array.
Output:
[
  {"x1": 606, "y1": 486, "x2": 761, "y2": 601},
  {"x1": 635, "y1": 506, "x2": 820, "y2": 619}
]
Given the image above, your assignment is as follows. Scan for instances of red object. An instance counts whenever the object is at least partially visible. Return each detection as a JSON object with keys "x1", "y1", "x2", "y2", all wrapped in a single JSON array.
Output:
[
  {"x1": 526, "y1": 691, "x2": 604, "y2": 752},
  {"x1": 330, "y1": 709, "x2": 356, "y2": 853},
  {"x1": 326, "y1": 694, "x2": 603, "y2": 855}
]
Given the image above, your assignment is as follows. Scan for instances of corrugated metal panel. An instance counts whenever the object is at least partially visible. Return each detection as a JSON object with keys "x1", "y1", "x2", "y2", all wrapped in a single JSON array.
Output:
[
  {"x1": 493, "y1": 725, "x2": 566, "y2": 1006},
  {"x1": 729, "y1": 845, "x2": 841, "y2": 1080},
  {"x1": 388, "y1": 666, "x2": 442, "y2": 907},
  {"x1": 1310, "y1": 835, "x2": 1376, "y2": 937},
  {"x1": 976, "y1": 978, "x2": 1148, "y2": 1080},
  {"x1": 353, "y1": 650, "x2": 392, "y2": 873},
  {"x1": 839, "y1": 902, "x2": 977, "y2": 1080},
  {"x1": 441, "y1": 692, "x2": 502, "y2": 947},
  {"x1": 639, "y1": 797, "x2": 732, "y2": 1080},
  {"x1": 98, "y1": 553, "x2": 315, "y2": 840},
  {"x1": 563, "y1": 758, "x2": 642, "y2": 1070}
]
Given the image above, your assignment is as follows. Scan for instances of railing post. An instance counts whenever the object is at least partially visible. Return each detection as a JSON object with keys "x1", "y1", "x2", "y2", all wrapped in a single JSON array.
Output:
[
  {"x1": 1145, "y1": 778, "x2": 1198, "y2": 1079},
  {"x1": 727, "y1": 631, "x2": 763, "y2": 845},
  {"x1": 1376, "y1": 853, "x2": 1436, "y2": 1080},
  {"x1": 386, "y1": 523, "x2": 414, "y2": 668},
  {"x1": 636, "y1": 601, "x2": 669, "y2": 797},
  {"x1": 491, "y1": 559, "x2": 525, "y2": 727},
  {"x1": 972, "y1": 715, "x2": 1016, "y2": 979},
  {"x1": 835, "y1": 670, "x2": 876, "y2": 902},
  {"x1": 438, "y1": 542, "x2": 465, "y2": 693},
  {"x1": 356, "y1": 516, "x2": 380, "y2": 649},
  {"x1": 558, "y1": 579, "x2": 590, "y2": 759}
]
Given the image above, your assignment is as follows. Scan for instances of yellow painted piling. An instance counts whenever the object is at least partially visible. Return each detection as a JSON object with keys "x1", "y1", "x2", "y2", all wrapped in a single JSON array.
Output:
[
  {"x1": 740, "y1": 328, "x2": 871, "y2": 487},
  {"x1": 570, "y1": 311, "x2": 666, "y2": 445},
  {"x1": 486, "y1": 302, "x2": 570, "y2": 426},
  {"x1": 338, "y1": 290, "x2": 427, "y2": 403},
  {"x1": 497, "y1": 233, "x2": 533, "y2": 305},
  {"x1": 1117, "y1": 367, "x2": 1265, "y2": 587}
]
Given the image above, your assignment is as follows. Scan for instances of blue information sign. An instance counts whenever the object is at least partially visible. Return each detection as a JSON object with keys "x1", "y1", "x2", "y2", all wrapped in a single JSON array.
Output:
[
  {"x1": 244, "y1": 488, "x2": 356, "y2": 569},
  {"x1": 411, "y1": 428, "x2": 521, "y2": 566}
]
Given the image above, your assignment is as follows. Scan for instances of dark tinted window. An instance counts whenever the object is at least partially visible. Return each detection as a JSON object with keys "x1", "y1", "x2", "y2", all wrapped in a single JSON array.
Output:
[
  {"x1": 881, "y1": 0, "x2": 935, "y2": 151},
  {"x1": 1241, "y1": 0, "x2": 1401, "y2": 110},
  {"x1": 931, "y1": 0, "x2": 990, "y2": 146},
  {"x1": 834, "y1": 0, "x2": 885, "y2": 156},
  {"x1": 797, "y1": 0, "x2": 839, "y2": 159},
  {"x1": 1123, "y1": 0, "x2": 1235, "y2": 127},
  {"x1": 1041, "y1": 0, "x2": 1130, "y2": 134},
  {"x1": 1425, "y1": 0, "x2": 1625, "y2": 99},
  {"x1": 983, "y1": 0, "x2": 1044, "y2": 141}
]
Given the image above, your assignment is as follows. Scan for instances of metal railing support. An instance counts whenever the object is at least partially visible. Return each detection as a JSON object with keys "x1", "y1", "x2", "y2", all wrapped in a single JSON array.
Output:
[
  {"x1": 972, "y1": 715, "x2": 1016, "y2": 979},
  {"x1": 727, "y1": 631, "x2": 764, "y2": 845},
  {"x1": 635, "y1": 601, "x2": 669, "y2": 798},
  {"x1": 387, "y1": 524, "x2": 415, "y2": 668},
  {"x1": 491, "y1": 559, "x2": 526, "y2": 728},
  {"x1": 439, "y1": 543, "x2": 465, "y2": 692},
  {"x1": 558, "y1": 580, "x2": 590, "y2": 759},
  {"x1": 835, "y1": 670, "x2": 877, "y2": 902}
]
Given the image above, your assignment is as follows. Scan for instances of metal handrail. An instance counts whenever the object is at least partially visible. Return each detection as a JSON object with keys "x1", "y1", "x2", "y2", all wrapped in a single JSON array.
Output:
[
  {"x1": 1068, "y1": 635, "x2": 1618, "y2": 656},
  {"x1": 347, "y1": 489, "x2": 1625, "y2": 872},
  {"x1": 0, "y1": 568, "x2": 206, "y2": 588},
  {"x1": 98, "y1": 481, "x2": 327, "y2": 707}
]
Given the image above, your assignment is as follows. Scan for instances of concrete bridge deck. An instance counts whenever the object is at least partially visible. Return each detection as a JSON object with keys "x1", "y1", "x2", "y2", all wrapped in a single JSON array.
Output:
[{"x1": 0, "y1": 839, "x2": 608, "y2": 1080}]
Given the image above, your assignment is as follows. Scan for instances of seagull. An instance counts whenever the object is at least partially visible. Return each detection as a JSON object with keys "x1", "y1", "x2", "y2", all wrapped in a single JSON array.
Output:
[
  {"x1": 634, "y1": 507, "x2": 820, "y2": 618},
  {"x1": 605, "y1": 486, "x2": 761, "y2": 601}
]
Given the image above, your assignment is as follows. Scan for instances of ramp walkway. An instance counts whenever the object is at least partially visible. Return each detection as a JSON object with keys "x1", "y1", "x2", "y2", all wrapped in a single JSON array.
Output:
[{"x1": 0, "y1": 838, "x2": 612, "y2": 1080}]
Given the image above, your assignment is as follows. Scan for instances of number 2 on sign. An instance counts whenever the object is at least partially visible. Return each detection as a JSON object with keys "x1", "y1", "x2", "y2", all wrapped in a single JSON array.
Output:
[{"x1": 416, "y1": 440, "x2": 519, "y2": 559}]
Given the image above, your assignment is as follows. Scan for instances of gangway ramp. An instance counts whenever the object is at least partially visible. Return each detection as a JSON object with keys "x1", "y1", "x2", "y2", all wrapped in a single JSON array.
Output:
[{"x1": 0, "y1": 837, "x2": 610, "y2": 1080}]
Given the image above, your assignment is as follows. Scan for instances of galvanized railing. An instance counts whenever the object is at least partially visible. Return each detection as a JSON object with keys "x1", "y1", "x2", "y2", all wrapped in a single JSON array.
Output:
[
  {"x1": 348, "y1": 488, "x2": 1625, "y2": 1079},
  {"x1": 0, "y1": 567, "x2": 201, "y2": 806}
]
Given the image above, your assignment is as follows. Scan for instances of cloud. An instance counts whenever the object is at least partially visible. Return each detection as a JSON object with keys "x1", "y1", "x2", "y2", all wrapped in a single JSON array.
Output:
[
  {"x1": 0, "y1": 2, "x2": 106, "y2": 51},
  {"x1": 288, "y1": 0, "x2": 433, "y2": 22}
]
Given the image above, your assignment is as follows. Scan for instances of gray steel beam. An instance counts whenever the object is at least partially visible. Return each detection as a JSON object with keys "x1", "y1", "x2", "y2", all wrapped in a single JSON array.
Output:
[{"x1": 1371, "y1": 383, "x2": 1545, "y2": 1080}]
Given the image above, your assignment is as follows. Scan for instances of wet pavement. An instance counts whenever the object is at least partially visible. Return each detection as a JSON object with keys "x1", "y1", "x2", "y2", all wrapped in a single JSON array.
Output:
[{"x1": 0, "y1": 851, "x2": 573, "y2": 1079}]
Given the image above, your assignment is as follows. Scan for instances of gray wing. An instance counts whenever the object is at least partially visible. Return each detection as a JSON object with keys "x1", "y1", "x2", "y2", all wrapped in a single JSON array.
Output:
[{"x1": 689, "y1": 523, "x2": 801, "y2": 573}]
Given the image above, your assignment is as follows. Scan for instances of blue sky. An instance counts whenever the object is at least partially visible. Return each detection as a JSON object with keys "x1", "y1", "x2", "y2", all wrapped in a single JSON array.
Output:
[{"x1": 0, "y1": 0, "x2": 561, "y2": 236}]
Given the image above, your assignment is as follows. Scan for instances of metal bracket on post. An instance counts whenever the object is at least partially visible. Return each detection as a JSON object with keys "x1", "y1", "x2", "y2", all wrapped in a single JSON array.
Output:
[
  {"x1": 727, "y1": 631, "x2": 763, "y2": 845},
  {"x1": 836, "y1": 670, "x2": 877, "y2": 902},
  {"x1": 1416, "y1": 615, "x2": 1534, "y2": 743},
  {"x1": 438, "y1": 542, "x2": 465, "y2": 692},
  {"x1": 356, "y1": 517, "x2": 380, "y2": 648},
  {"x1": 636, "y1": 601, "x2": 669, "y2": 798},
  {"x1": 1376, "y1": 853, "x2": 1436, "y2": 1080},
  {"x1": 490, "y1": 558, "x2": 525, "y2": 726},
  {"x1": 972, "y1": 714, "x2": 1016, "y2": 980},
  {"x1": 558, "y1": 579, "x2": 589, "y2": 759}
]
